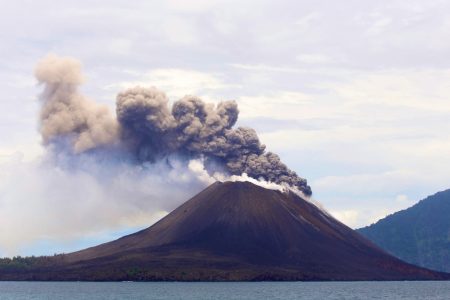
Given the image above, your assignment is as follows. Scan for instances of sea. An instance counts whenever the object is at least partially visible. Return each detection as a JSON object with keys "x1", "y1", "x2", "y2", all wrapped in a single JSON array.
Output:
[{"x1": 0, "y1": 281, "x2": 449, "y2": 299}]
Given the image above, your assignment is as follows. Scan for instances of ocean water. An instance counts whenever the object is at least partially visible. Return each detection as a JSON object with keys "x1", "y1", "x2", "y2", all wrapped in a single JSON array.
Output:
[{"x1": 0, "y1": 281, "x2": 449, "y2": 299}]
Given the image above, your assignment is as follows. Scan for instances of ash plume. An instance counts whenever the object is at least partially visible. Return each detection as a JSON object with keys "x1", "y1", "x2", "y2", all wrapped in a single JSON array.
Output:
[
  {"x1": 36, "y1": 54, "x2": 311, "y2": 195},
  {"x1": 35, "y1": 55, "x2": 119, "y2": 153}
]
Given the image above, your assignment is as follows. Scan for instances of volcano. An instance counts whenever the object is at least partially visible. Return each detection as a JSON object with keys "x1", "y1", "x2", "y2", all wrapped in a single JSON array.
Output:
[{"x1": 1, "y1": 181, "x2": 448, "y2": 281}]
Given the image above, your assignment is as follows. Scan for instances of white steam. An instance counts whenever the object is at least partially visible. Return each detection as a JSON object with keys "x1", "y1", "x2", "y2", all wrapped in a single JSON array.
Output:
[{"x1": 0, "y1": 153, "x2": 210, "y2": 255}]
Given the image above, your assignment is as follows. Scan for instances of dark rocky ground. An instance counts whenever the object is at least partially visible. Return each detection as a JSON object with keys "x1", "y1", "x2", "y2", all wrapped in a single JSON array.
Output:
[{"x1": 1, "y1": 181, "x2": 449, "y2": 281}]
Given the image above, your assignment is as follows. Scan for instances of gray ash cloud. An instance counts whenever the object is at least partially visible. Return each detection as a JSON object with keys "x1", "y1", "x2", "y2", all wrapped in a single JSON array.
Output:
[
  {"x1": 35, "y1": 55, "x2": 118, "y2": 153},
  {"x1": 36, "y1": 55, "x2": 311, "y2": 195}
]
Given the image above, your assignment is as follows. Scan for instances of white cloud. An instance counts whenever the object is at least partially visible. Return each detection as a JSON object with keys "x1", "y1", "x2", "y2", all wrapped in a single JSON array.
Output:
[
  {"x1": 312, "y1": 170, "x2": 425, "y2": 196},
  {"x1": 366, "y1": 16, "x2": 392, "y2": 35},
  {"x1": 296, "y1": 54, "x2": 333, "y2": 64},
  {"x1": 238, "y1": 92, "x2": 313, "y2": 119},
  {"x1": 294, "y1": 12, "x2": 321, "y2": 30},
  {"x1": 326, "y1": 69, "x2": 450, "y2": 112},
  {"x1": 230, "y1": 63, "x2": 305, "y2": 73},
  {"x1": 107, "y1": 38, "x2": 133, "y2": 55},
  {"x1": 165, "y1": 0, "x2": 219, "y2": 13},
  {"x1": 162, "y1": 17, "x2": 200, "y2": 46},
  {"x1": 330, "y1": 210, "x2": 360, "y2": 228},
  {"x1": 395, "y1": 194, "x2": 410, "y2": 203},
  {"x1": 0, "y1": 154, "x2": 210, "y2": 255},
  {"x1": 105, "y1": 68, "x2": 234, "y2": 100}
]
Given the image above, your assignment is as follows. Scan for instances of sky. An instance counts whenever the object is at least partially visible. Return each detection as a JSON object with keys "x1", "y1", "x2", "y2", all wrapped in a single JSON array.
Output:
[{"x1": 2, "y1": 0, "x2": 450, "y2": 256}]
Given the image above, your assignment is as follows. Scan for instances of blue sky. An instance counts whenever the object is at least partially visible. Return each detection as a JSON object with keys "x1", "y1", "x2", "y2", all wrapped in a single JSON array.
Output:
[{"x1": 2, "y1": 0, "x2": 450, "y2": 256}]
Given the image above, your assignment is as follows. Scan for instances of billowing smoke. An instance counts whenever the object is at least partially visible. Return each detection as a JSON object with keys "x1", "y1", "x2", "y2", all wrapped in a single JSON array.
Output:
[
  {"x1": 0, "y1": 54, "x2": 312, "y2": 256},
  {"x1": 36, "y1": 55, "x2": 118, "y2": 153},
  {"x1": 36, "y1": 54, "x2": 311, "y2": 195}
]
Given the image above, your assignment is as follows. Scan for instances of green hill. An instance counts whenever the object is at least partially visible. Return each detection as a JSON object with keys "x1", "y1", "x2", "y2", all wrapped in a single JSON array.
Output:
[{"x1": 358, "y1": 189, "x2": 450, "y2": 272}]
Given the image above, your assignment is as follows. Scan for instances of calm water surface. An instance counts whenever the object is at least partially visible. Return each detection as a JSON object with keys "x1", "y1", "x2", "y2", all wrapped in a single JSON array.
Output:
[{"x1": 0, "y1": 281, "x2": 449, "y2": 299}]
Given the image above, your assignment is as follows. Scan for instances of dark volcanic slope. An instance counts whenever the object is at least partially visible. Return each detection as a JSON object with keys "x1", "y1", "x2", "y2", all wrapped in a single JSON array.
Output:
[
  {"x1": 1, "y1": 181, "x2": 448, "y2": 281},
  {"x1": 358, "y1": 189, "x2": 450, "y2": 273}
]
